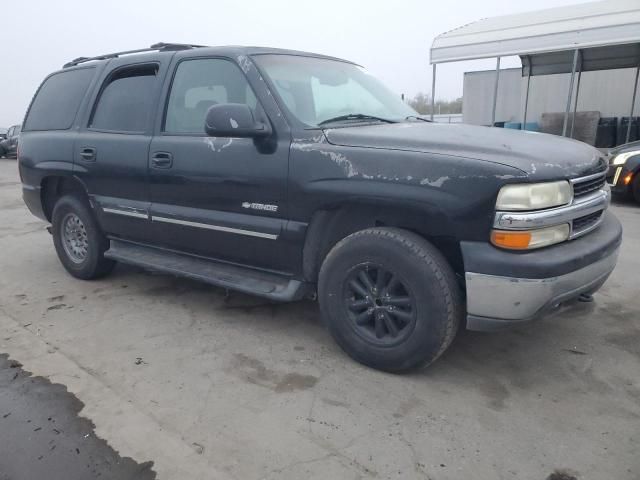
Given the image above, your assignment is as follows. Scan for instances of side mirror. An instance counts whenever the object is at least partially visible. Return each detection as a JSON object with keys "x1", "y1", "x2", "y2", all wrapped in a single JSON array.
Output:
[{"x1": 204, "y1": 103, "x2": 272, "y2": 138}]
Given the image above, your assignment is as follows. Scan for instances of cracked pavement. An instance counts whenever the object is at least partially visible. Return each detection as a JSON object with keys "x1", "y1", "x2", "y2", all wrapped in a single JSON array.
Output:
[{"x1": 0, "y1": 158, "x2": 639, "y2": 479}]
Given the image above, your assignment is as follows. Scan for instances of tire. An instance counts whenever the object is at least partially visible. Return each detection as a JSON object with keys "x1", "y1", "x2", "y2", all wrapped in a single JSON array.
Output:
[
  {"x1": 51, "y1": 195, "x2": 115, "y2": 280},
  {"x1": 318, "y1": 227, "x2": 462, "y2": 372}
]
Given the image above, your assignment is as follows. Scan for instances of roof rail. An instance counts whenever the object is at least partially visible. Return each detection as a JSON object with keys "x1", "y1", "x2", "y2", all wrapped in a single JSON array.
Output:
[{"x1": 63, "y1": 42, "x2": 207, "y2": 68}]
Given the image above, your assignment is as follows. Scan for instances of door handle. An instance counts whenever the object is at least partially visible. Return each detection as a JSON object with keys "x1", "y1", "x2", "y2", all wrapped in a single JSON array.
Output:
[
  {"x1": 151, "y1": 151, "x2": 173, "y2": 168},
  {"x1": 80, "y1": 147, "x2": 96, "y2": 161}
]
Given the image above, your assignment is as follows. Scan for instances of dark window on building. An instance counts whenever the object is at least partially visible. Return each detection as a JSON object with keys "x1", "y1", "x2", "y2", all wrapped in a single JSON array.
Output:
[
  {"x1": 23, "y1": 67, "x2": 95, "y2": 131},
  {"x1": 90, "y1": 64, "x2": 158, "y2": 133},
  {"x1": 164, "y1": 58, "x2": 257, "y2": 134}
]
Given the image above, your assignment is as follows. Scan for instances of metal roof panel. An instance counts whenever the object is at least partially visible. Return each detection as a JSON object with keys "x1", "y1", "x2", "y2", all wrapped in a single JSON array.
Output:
[{"x1": 431, "y1": 0, "x2": 640, "y2": 64}]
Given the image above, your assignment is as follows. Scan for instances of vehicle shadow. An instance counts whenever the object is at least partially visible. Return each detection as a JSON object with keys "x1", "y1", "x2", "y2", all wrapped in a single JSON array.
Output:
[{"x1": 108, "y1": 261, "x2": 633, "y2": 400}]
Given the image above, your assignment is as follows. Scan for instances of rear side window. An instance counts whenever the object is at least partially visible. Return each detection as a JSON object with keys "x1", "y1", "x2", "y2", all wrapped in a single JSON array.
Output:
[
  {"x1": 23, "y1": 67, "x2": 95, "y2": 131},
  {"x1": 89, "y1": 64, "x2": 158, "y2": 133}
]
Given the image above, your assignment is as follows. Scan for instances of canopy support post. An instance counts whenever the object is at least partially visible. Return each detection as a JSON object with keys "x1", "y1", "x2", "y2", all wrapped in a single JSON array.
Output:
[
  {"x1": 431, "y1": 63, "x2": 437, "y2": 122},
  {"x1": 491, "y1": 57, "x2": 501, "y2": 126},
  {"x1": 562, "y1": 49, "x2": 579, "y2": 137},
  {"x1": 626, "y1": 64, "x2": 640, "y2": 144},
  {"x1": 522, "y1": 56, "x2": 531, "y2": 130},
  {"x1": 570, "y1": 51, "x2": 582, "y2": 139}
]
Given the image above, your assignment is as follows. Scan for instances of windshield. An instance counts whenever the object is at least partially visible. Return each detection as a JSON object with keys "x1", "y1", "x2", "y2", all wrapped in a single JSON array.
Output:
[{"x1": 253, "y1": 54, "x2": 416, "y2": 127}]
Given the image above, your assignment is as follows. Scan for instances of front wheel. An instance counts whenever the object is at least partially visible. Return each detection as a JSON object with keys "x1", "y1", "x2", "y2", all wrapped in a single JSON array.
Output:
[
  {"x1": 318, "y1": 227, "x2": 462, "y2": 372},
  {"x1": 51, "y1": 195, "x2": 115, "y2": 280}
]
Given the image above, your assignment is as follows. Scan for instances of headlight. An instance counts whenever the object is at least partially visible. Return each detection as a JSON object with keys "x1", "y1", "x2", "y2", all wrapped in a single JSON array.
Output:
[
  {"x1": 496, "y1": 181, "x2": 572, "y2": 211},
  {"x1": 491, "y1": 224, "x2": 570, "y2": 250},
  {"x1": 612, "y1": 150, "x2": 640, "y2": 166}
]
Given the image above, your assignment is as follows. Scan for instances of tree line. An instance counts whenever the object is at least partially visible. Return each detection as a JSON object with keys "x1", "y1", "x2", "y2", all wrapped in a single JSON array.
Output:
[{"x1": 406, "y1": 92, "x2": 462, "y2": 115}]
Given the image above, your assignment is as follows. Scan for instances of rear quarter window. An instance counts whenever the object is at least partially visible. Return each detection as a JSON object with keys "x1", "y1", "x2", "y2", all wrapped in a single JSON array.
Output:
[
  {"x1": 23, "y1": 67, "x2": 96, "y2": 131},
  {"x1": 89, "y1": 64, "x2": 158, "y2": 133}
]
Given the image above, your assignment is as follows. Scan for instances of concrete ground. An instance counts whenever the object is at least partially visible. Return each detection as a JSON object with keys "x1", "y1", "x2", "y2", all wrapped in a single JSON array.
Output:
[
  {"x1": 0, "y1": 354, "x2": 156, "y2": 480},
  {"x1": 0, "y1": 158, "x2": 638, "y2": 480}
]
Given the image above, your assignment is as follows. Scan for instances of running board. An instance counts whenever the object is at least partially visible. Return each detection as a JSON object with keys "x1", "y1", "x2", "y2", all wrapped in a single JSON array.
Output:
[{"x1": 104, "y1": 240, "x2": 307, "y2": 302}]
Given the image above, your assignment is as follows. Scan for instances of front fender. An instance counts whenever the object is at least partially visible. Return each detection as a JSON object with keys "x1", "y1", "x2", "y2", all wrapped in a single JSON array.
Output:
[{"x1": 289, "y1": 134, "x2": 527, "y2": 242}]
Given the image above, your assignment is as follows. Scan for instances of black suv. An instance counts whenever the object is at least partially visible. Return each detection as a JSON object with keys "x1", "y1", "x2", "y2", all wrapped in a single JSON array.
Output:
[
  {"x1": 607, "y1": 140, "x2": 640, "y2": 203},
  {"x1": 19, "y1": 43, "x2": 621, "y2": 372}
]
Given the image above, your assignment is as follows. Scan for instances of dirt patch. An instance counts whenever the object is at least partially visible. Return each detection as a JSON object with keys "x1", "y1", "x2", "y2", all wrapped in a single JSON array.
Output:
[
  {"x1": 546, "y1": 469, "x2": 579, "y2": 480},
  {"x1": 230, "y1": 353, "x2": 318, "y2": 393},
  {"x1": 605, "y1": 330, "x2": 640, "y2": 358}
]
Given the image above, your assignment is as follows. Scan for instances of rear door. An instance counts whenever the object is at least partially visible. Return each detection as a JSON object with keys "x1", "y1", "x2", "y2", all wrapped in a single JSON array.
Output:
[
  {"x1": 147, "y1": 55, "x2": 293, "y2": 272},
  {"x1": 74, "y1": 54, "x2": 171, "y2": 243}
]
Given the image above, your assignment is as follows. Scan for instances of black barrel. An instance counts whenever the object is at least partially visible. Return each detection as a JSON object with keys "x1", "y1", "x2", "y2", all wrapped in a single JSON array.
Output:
[
  {"x1": 595, "y1": 117, "x2": 617, "y2": 148},
  {"x1": 616, "y1": 117, "x2": 639, "y2": 146}
]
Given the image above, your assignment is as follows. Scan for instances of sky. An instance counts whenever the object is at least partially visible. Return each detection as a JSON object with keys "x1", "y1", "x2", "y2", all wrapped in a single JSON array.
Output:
[{"x1": 0, "y1": 0, "x2": 586, "y2": 127}]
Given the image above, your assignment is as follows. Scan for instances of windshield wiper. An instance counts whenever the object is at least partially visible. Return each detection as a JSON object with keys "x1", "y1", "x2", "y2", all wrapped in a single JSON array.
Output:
[
  {"x1": 318, "y1": 113, "x2": 397, "y2": 126},
  {"x1": 405, "y1": 115, "x2": 432, "y2": 122}
]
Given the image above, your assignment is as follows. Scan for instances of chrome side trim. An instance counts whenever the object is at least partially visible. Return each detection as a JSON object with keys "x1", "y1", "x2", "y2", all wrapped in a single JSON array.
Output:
[
  {"x1": 103, "y1": 207, "x2": 149, "y2": 219},
  {"x1": 494, "y1": 189, "x2": 609, "y2": 233},
  {"x1": 465, "y1": 248, "x2": 618, "y2": 322},
  {"x1": 151, "y1": 216, "x2": 278, "y2": 240}
]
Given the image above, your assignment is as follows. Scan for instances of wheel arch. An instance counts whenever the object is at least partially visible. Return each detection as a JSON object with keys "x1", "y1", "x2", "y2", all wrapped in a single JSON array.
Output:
[
  {"x1": 302, "y1": 200, "x2": 463, "y2": 283},
  {"x1": 40, "y1": 175, "x2": 90, "y2": 222}
]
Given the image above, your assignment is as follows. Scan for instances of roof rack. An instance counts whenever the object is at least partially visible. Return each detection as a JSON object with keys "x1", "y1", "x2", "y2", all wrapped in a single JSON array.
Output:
[{"x1": 63, "y1": 42, "x2": 207, "y2": 68}]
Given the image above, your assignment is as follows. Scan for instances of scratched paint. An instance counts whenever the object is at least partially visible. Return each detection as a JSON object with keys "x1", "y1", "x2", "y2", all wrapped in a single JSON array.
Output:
[
  {"x1": 420, "y1": 176, "x2": 449, "y2": 187},
  {"x1": 203, "y1": 137, "x2": 233, "y2": 153},
  {"x1": 291, "y1": 142, "x2": 358, "y2": 177},
  {"x1": 237, "y1": 55, "x2": 252, "y2": 74}
]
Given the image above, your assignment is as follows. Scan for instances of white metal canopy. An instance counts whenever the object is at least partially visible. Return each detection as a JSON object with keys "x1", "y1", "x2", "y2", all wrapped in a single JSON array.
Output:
[
  {"x1": 430, "y1": 0, "x2": 640, "y2": 64},
  {"x1": 428, "y1": 0, "x2": 640, "y2": 144}
]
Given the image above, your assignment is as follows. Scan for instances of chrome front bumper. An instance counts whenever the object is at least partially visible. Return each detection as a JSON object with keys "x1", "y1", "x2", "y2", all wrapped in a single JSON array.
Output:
[
  {"x1": 465, "y1": 249, "x2": 618, "y2": 330},
  {"x1": 463, "y1": 211, "x2": 622, "y2": 331}
]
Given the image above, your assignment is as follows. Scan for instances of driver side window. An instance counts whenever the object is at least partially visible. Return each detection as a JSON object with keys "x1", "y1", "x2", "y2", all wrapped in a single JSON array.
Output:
[{"x1": 164, "y1": 58, "x2": 257, "y2": 134}]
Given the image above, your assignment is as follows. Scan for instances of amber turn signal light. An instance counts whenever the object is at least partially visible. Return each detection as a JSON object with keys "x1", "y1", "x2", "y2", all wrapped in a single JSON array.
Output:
[
  {"x1": 623, "y1": 173, "x2": 633, "y2": 185},
  {"x1": 491, "y1": 230, "x2": 532, "y2": 250},
  {"x1": 491, "y1": 224, "x2": 570, "y2": 250}
]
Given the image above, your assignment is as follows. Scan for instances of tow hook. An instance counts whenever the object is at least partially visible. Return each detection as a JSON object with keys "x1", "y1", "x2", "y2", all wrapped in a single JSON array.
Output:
[
  {"x1": 578, "y1": 293, "x2": 594, "y2": 303},
  {"x1": 46, "y1": 225, "x2": 52, "y2": 235}
]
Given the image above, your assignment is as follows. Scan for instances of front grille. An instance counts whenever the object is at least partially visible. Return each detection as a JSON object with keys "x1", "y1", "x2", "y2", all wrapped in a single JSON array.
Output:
[
  {"x1": 572, "y1": 210, "x2": 603, "y2": 234},
  {"x1": 573, "y1": 173, "x2": 606, "y2": 198}
]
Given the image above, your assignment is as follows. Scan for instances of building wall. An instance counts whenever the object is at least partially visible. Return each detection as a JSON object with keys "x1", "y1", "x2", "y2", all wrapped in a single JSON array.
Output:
[
  {"x1": 463, "y1": 67, "x2": 640, "y2": 126},
  {"x1": 463, "y1": 69, "x2": 522, "y2": 125}
]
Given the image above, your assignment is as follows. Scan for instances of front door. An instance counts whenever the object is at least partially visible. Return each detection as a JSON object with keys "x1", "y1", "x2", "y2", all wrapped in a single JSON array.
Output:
[{"x1": 148, "y1": 57, "x2": 292, "y2": 272}]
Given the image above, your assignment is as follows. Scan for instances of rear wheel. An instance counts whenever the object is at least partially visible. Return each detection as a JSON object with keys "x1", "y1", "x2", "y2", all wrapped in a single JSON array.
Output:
[
  {"x1": 52, "y1": 195, "x2": 115, "y2": 279},
  {"x1": 318, "y1": 227, "x2": 462, "y2": 372}
]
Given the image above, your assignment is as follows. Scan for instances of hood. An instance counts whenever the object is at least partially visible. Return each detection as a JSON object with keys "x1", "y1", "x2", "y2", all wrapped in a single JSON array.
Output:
[
  {"x1": 324, "y1": 122, "x2": 606, "y2": 180},
  {"x1": 608, "y1": 139, "x2": 640, "y2": 156}
]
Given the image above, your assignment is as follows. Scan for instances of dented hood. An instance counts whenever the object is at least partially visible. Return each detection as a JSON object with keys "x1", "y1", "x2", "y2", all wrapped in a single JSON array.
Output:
[{"x1": 323, "y1": 122, "x2": 606, "y2": 180}]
